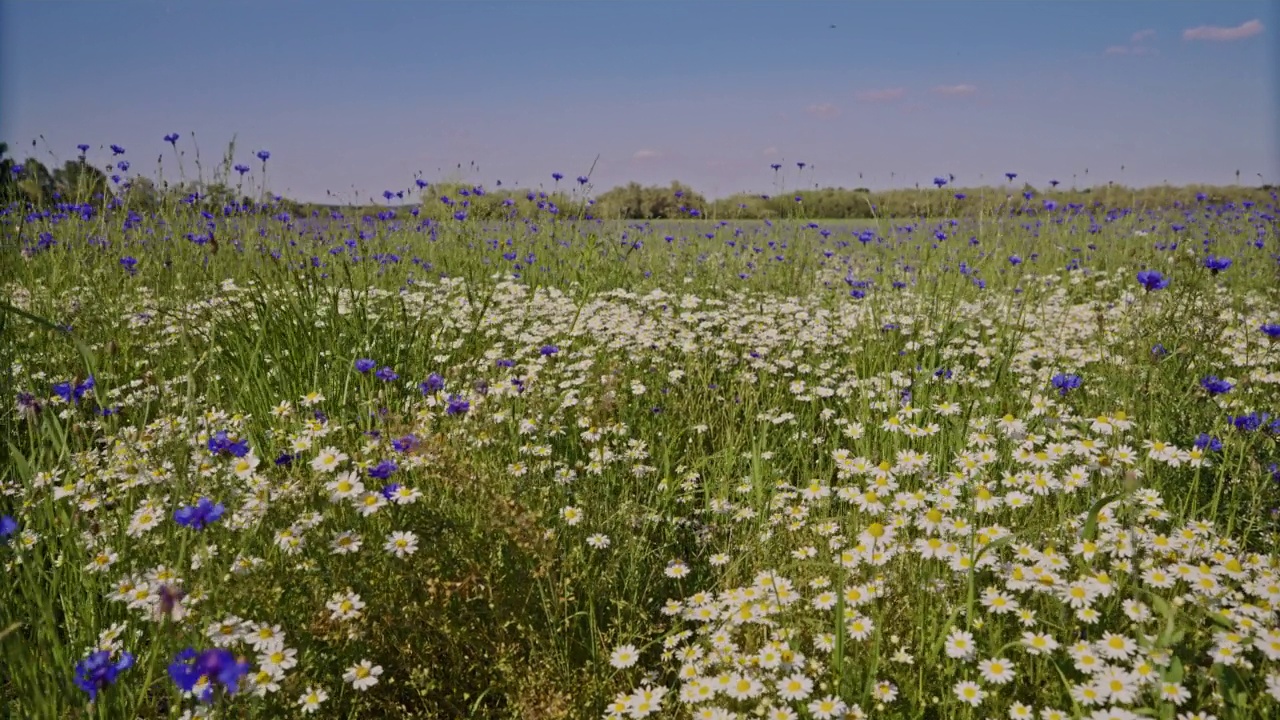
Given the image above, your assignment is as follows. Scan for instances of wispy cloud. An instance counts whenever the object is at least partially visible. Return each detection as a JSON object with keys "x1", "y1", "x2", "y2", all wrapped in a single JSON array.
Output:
[
  {"x1": 932, "y1": 84, "x2": 977, "y2": 96},
  {"x1": 1105, "y1": 44, "x2": 1157, "y2": 56},
  {"x1": 631, "y1": 149, "x2": 658, "y2": 160},
  {"x1": 805, "y1": 102, "x2": 840, "y2": 118},
  {"x1": 855, "y1": 87, "x2": 905, "y2": 103},
  {"x1": 1183, "y1": 19, "x2": 1264, "y2": 41},
  {"x1": 1105, "y1": 28, "x2": 1159, "y2": 57}
]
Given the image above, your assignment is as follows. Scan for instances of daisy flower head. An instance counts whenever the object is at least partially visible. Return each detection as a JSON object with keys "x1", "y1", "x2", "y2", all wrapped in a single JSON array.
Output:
[
  {"x1": 297, "y1": 685, "x2": 328, "y2": 714},
  {"x1": 342, "y1": 660, "x2": 382, "y2": 691},
  {"x1": 807, "y1": 694, "x2": 847, "y2": 719},
  {"x1": 609, "y1": 643, "x2": 639, "y2": 669},
  {"x1": 944, "y1": 628, "x2": 976, "y2": 660},
  {"x1": 384, "y1": 530, "x2": 418, "y2": 558},
  {"x1": 953, "y1": 679, "x2": 986, "y2": 706},
  {"x1": 560, "y1": 505, "x2": 584, "y2": 525},
  {"x1": 325, "y1": 590, "x2": 365, "y2": 622},
  {"x1": 310, "y1": 446, "x2": 347, "y2": 473},
  {"x1": 978, "y1": 657, "x2": 1016, "y2": 685}
]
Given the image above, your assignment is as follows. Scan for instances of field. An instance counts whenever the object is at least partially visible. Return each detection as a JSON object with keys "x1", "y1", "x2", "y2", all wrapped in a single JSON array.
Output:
[{"x1": 3, "y1": 176, "x2": 1280, "y2": 720}]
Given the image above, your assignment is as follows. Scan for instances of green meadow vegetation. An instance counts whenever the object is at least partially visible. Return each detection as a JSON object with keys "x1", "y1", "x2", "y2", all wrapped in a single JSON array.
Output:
[{"x1": 2, "y1": 139, "x2": 1280, "y2": 720}]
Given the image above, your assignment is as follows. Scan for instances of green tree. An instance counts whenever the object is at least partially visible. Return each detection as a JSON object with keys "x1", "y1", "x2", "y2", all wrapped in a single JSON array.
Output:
[
  {"x1": 0, "y1": 142, "x2": 16, "y2": 203},
  {"x1": 14, "y1": 158, "x2": 56, "y2": 205},
  {"x1": 51, "y1": 159, "x2": 109, "y2": 205}
]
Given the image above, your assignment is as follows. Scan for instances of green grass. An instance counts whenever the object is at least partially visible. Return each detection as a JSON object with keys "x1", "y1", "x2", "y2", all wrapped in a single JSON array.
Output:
[{"x1": 2, "y1": 185, "x2": 1280, "y2": 720}]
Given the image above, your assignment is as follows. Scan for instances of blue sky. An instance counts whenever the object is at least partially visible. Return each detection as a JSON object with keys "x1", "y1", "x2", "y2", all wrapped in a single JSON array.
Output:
[{"x1": 2, "y1": 0, "x2": 1276, "y2": 202}]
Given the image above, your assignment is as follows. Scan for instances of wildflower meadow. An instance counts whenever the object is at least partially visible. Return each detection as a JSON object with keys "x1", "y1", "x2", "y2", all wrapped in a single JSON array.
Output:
[{"x1": 3, "y1": 142, "x2": 1280, "y2": 720}]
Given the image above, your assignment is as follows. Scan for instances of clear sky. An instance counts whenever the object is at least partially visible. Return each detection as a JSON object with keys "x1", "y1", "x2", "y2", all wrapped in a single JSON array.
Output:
[{"x1": 1, "y1": 0, "x2": 1276, "y2": 203}]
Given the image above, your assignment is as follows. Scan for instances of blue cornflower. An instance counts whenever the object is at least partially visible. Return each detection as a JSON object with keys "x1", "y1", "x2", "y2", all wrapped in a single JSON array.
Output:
[
  {"x1": 551, "y1": 172, "x2": 563, "y2": 182},
  {"x1": 354, "y1": 358, "x2": 376, "y2": 373},
  {"x1": 168, "y1": 648, "x2": 249, "y2": 702},
  {"x1": 174, "y1": 498, "x2": 225, "y2": 530},
  {"x1": 53, "y1": 376, "x2": 95, "y2": 404},
  {"x1": 1152, "y1": 343, "x2": 1168, "y2": 357},
  {"x1": 933, "y1": 177, "x2": 948, "y2": 187},
  {"x1": 15, "y1": 391, "x2": 40, "y2": 416},
  {"x1": 1200, "y1": 375, "x2": 1233, "y2": 395},
  {"x1": 495, "y1": 358, "x2": 515, "y2": 368},
  {"x1": 110, "y1": 144, "x2": 126, "y2": 155},
  {"x1": 1203, "y1": 255, "x2": 1232, "y2": 273},
  {"x1": 1260, "y1": 323, "x2": 1280, "y2": 339},
  {"x1": 391, "y1": 434, "x2": 418, "y2": 452},
  {"x1": 274, "y1": 452, "x2": 294, "y2": 466},
  {"x1": 206, "y1": 431, "x2": 248, "y2": 457},
  {"x1": 369, "y1": 459, "x2": 397, "y2": 480},
  {"x1": 1008, "y1": 255, "x2": 1022, "y2": 266},
  {"x1": 256, "y1": 150, "x2": 270, "y2": 162},
  {"x1": 379, "y1": 483, "x2": 401, "y2": 500},
  {"x1": 1136, "y1": 269, "x2": 1169, "y2": 292},
  {"x1": 0, "y1": 514, "x2": 17, "y2": 542},
  {"x1": 226, "y1": 436, "x2": 249, "y2": 457},
  {"x1": 419, "y1": 373, "x2": 445, "y2": 395},
  {"x1": 1051, "y1": 373, "x2": 1082, "y2": 396},
  {"x1": 445, "y1": 394, "x2": 470, "y2": 416},
  {"x1": 1229, "y1": 412, "x2": 1269, "y2": 433},
  {"x1": 539, "y1": 345, "x2": 559, "y2": 356},
  {"x1": 164, "y1": 133, "x2": 180, "y2": 145},
  {"x1": 74, "y1": 649, "x2": 134, "y2": 701},
  {"x1": 375, "y1": 366, "x2": 398, "y2": 382},
  {"x1": 1193, "y1": 434, "x2": 1223, "y2": 452},
  {"x1": 120, "y1": 256, "x2": 138, "y2": 274}
]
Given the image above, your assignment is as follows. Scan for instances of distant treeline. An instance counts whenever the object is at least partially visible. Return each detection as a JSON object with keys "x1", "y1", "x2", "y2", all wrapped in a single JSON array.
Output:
[
  {"x1": 318, "y1": 180, "x2": 1280, "y2": 222},
  {"x1": 3, "y1": 141, "x2": 1275, "y2": 221},
  {"x1": 0, "y1": 142, "x2": 111, "y2": 208}
]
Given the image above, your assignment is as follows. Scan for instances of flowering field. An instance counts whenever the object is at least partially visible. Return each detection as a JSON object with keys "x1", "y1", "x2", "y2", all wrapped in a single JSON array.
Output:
[{"x1": 3, "y1": 159, "x2": 1280, "y2": 720}]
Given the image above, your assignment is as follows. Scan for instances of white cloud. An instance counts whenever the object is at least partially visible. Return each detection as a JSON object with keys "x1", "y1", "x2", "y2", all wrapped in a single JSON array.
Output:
[
  {"x1": 805, "y1": 102, "x2": 840, "y2": 118},
  {"x1": 1183, "y1": 19, "x2": 1264, "y2": 41}
]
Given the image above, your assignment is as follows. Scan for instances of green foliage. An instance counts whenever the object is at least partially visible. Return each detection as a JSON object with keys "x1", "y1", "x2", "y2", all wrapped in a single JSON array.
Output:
[{"x1": 1, "y1": 161, "x2": 1279, "y2": 719}]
